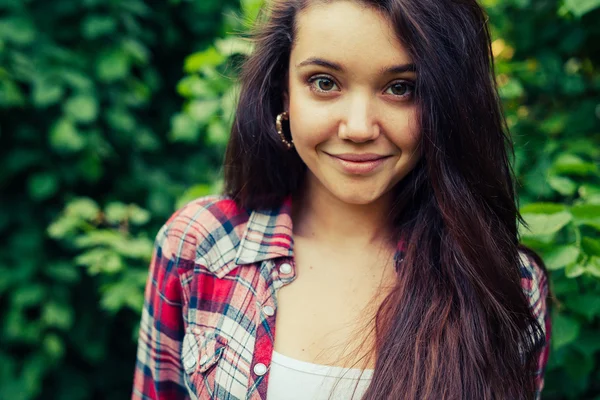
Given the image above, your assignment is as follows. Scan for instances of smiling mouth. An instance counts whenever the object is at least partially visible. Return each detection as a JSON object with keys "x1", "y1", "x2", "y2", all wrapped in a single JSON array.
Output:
[
  {"x1": 327, "y1": 153, "x2": 391, "y2": 162},
  {"x1": 325, "y1": 152, "x2": 391, "y2": 174}
]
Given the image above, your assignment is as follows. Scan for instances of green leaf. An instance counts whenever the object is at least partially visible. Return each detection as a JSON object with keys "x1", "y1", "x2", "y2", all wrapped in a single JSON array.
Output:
[
  {"x1": 105, "y1": 202, "x2": 128, "y2": 224},
  {"x1": 113, "y1": 237, "x2": 153, "y2": 260},
  {"x1": 545, "y1": 245, "x2": 580, "y2": 270},
  {"x1": 551, "y1": 313, "x2": 581, "y2": 350},
  {"x1": 552, "y1": 154, "x2": 598, "y2": 176},
  {"x1": 60, "y1": 68, "x2": 95, "y2": 91},
  {"x1": 552, "y1": 276, "x2": 579, "y2": 296},
  {"x1": 187, "y1": 99, "x2": 220, "y2": 125},
  {"x1": 582, "y1": 237, "x2": 600, "y2": 257},
  {"x1": 215, "y1": 37, "x2": 253, "y2": 57},
  {"x1": 564, "y1": 0, "x2": 600, "y2": 17},
  {"x1": 96, "y1": 49, "x2": 130, "y2": 82},
  {"x1": 28, "y1": 172, "x2": 59, "y2": 201},
  {"x1": 520, "y1": 202, "x2": 567, "y2": 214},
  {"x1": 572, "y1": 329, "x2": 600, "y2": 354},
  {"x1": 106, "y1": 107, "x2": 136, "y2": 132},
  {"x1": 169, "y1": 112, "x2": 200, "y2": 142},
  {"x1": 520, "y1": 211, "x2": 572, "y2": 237},
  {"x1": 184, "y1": 47, "x2": 226, "y2": 73},
  {"x1": 74, "y1": 230, "x2": 123, "y2": 248},
  {"x1": 32, "y1": 79, "x2": 64, "y2": 107},
  {"x1": 66, "y1": 198, "x2": 100, "y2": 220},
  {"x1": 45, "y1": 262, "x2": 80, "y2": 283},
  {"x1": 562, "y1": 348, "x2": 595, "y2": 380},
  {"x1": 128, "y1": 205, "x2": 151, "y2": 225},
  {"x1": 221, "y1": 83, "x2": 241, "y2": 122},
  {"x1": 206, "y1": 120, "x2": 229, "y2": 146},
  {"x1": 0, "y1": 16, "x2": 36, "y2": 45},
  {"x1": 240, "y1": 0, "x2": 264, "y2": 21},
  {"x1": 43, "y1": 334, "x2": 65, "y2": 360},
  {"x1": 586, "y1": 256, "x2": 600, "y2": 278},
  {"x1": 82, "y1": 15, "x2": 117, "y2": 39},
  {"x1": 47, "y1": 215, "x2": 80, "y2": 239},
  {"x1": 571, "y1": 204, "x2": 600, "y2": 230},
  {"x1": 176, "y1": 75, "x2": 218, "y2": 98},
  {"x1": 100, "y1": 281, "x2": 142, "y2": 313},
  {"x1": 75, "y1": 248, "x2": 123, "y2": 274},
  {"x1": 498, "y1": 78, "x2": 524, "y2": 99},
  {"x1": 579, "y1": 184, "x2": 600, "y2": 200},
  {"x1": 64, "y1": 95, "x2": 99, "y2": 123},
  {"x1": 540, "y1": 113, "x2": 568, "y2": 136},
  {"x1": 122, "y1": 38, "x2": 150, "y2": 64},
  {"x1": 11, "y1": 285, "x2": 45, "y2": 308},
  {"x1": 565, "y1": 262, "x2": 586, "y2": 278},
  {"x1": 565, "y1": 295, "x2": 600, "y2": 320},
  {"x1": 41, "y1": 302, "x2": 74, "y2": 330},
  {"x1": 49, "y1": 118, "x2": 86, "y2": 153},
  {"x1": 548, "y1": 175, "x2": 577, "y2": 196}
]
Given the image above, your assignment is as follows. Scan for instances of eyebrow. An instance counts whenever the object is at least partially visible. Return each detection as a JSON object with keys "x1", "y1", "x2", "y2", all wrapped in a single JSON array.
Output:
[{"x1": 296, "y1": 57, "x2": 417, "y2": 75}]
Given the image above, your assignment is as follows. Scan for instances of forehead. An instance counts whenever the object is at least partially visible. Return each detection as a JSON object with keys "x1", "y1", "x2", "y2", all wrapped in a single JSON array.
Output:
[{"x1": 291, "y1": 1, "x2": 412, "y2": 68}]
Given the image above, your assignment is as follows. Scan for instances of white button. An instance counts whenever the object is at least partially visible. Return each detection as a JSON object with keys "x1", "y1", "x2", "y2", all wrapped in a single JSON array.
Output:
[
  {"x1": 193, "y1": 327, "x2": 202, "y2": 335},
  {"x1": 262, "y1": 305, "x2": 275, "y2": 317},
  {"x1": 200, "y1": 354, "x2": 208, "y2": 365},
  {"x1": 253, "y1": 362, "x2": 268, "y2": 376},
  {"x1": 279, "y1": 262, "x2": 293, "y2": 274}
]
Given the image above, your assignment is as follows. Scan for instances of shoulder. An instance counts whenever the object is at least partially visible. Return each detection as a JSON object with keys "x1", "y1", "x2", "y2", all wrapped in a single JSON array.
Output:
[
  {"x1": 518, "y1": 247, "x2": 549, "y2": 300},
  {"x1": 517, "y1": 247, "x2": 551, "y2": 338},
  {"x1": 155, "y1": 195, "x2": 251, "y2": 267}
]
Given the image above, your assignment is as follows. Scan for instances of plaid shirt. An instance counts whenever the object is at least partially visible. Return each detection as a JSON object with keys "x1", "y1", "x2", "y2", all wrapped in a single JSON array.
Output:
[{"x1": 132, "y1": 195, "x2": 551, "y2": 400}]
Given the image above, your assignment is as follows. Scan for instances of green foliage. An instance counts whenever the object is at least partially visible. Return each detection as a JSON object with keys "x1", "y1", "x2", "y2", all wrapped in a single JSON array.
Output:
[
  {"x1": 484, "y1": 0, "x2": 600, "y2": 397},
  {"x1": 0, "y1": 0, "x2": 238, "y2": 399},
  {"x1": 1, "y1": 0, "x2": 598, "y2": 399}
]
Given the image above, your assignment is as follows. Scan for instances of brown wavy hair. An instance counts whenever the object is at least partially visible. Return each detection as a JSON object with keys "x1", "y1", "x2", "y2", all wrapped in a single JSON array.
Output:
[{"x1": 224, "y1": 0, "x2": 548, "y2": 398}]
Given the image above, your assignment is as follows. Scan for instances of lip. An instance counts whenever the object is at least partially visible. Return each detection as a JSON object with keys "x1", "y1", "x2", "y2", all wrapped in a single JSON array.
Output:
[
  {"x1": 331, "y1": 153, "x2": 389, "y2": 162},
  {"x1": 326, "y1": 152, "x2": 391, "y2": 174}
]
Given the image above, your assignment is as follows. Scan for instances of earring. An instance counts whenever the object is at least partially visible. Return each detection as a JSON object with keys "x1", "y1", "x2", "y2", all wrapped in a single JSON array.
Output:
[{"x1": 276, "y1": 111, "x2": 294, "y2": 149}]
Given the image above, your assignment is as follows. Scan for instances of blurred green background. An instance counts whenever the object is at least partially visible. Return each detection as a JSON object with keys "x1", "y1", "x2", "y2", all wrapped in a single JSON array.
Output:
[{"x1": 0, "y1": 0, "x2": 598, "y2": 398}]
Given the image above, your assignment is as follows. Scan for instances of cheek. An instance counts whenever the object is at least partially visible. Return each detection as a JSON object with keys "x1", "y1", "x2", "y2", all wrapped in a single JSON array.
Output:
[
  {"x1": 386, "y1": 109, "x2": 421, "y2": 151},
  {"x1": 287, "y1": 93, "x2": 335, "y2": 148}
]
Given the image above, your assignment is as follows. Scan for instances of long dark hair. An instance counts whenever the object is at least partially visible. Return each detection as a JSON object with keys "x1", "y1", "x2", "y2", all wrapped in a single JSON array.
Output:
[{"x1": 224, "y1": 0, "x2": 547, "y2": 398}]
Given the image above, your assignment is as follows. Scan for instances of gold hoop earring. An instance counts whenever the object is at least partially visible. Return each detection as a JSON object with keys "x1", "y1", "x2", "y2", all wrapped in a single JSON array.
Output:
[{"x1": 276, "y1": 111, "x2": 293, "y2": 149}]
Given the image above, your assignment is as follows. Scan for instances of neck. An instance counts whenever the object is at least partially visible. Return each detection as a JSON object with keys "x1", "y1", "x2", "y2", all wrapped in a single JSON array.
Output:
[{"x1": 292, "y1": 173, "x2": 395, "y2": 249}]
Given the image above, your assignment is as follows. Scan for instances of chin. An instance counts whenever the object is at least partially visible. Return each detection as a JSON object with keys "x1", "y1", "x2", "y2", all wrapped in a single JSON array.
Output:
[{"x1": 331, "y1": 187, "x2": 386, "y2": 206}]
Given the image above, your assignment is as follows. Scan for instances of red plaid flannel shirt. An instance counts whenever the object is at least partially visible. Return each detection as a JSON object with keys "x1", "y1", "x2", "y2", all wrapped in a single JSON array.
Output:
[{"x1": 132, "y1": 195, "x2": 551, "y2": 399}]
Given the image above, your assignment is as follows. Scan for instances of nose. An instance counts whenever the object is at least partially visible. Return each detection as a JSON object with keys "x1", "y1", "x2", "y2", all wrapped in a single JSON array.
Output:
[{"x1": 338, "y1": 94, "x2": 380, "y2": 143}]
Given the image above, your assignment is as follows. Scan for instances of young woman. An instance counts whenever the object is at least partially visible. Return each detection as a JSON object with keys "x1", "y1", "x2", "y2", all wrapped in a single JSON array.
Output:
[{"x1": 133, "y1": 0, "x2": 551, "y2": 399}]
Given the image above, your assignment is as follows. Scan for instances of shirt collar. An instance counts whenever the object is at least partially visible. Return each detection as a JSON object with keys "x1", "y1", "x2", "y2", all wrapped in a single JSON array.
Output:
[
  {"x1": 233, "y1": 195, "x2": 294, "y2": 266},
  {"x1": 210, "y1": 195, "x2": 406, "y2": 278}
]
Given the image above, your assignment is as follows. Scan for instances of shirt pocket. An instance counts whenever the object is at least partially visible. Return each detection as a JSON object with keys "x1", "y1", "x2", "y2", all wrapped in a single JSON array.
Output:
[{"x1": 181, "y1": 328, "x2": 229, "y2": 396}]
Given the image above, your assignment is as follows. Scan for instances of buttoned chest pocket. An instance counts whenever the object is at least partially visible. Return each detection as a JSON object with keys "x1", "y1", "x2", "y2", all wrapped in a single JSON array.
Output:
[{"x1": 181, "y1": 329, "x2": 230, "y2": 397}]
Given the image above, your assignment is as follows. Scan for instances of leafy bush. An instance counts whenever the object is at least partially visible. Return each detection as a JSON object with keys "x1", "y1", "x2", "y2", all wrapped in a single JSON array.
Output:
[
  {"x1": 0, "y1": 0, "x2": 238, "y2": 398},
  {"x1": 485, "y1": 0, "x2": 600, "y2": 398},
  {"x1": 1, "y1": 0, "x2": 598, "y2": 399}
]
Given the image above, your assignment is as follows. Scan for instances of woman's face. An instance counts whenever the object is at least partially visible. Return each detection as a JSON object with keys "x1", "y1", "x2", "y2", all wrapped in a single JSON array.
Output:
[{"x1": 285, "y1": 0, "x2": 422, "y2": 205}]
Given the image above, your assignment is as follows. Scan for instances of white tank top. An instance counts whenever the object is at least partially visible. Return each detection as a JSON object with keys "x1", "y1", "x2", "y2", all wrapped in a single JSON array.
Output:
[{"x1": 266, "y1": 350, "x2": 374, "y2": 399}]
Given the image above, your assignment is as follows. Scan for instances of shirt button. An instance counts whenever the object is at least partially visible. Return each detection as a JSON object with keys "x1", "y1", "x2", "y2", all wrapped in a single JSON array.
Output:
[
  {"x1": 262, "y1": 305, "x2": 275, "y2": 317},
  {"x1": 253, "y1": 362, "x2": 268, "y2": 376},
  {"x1": 279, "y1": 262, "x2": 293, "y2": 275}
]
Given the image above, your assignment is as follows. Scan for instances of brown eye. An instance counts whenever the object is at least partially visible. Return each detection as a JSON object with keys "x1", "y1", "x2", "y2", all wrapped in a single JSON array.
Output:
[
  {"x1": 386, "y1": 81, "x2": 414, "y2": 98},
  {"x1": 308, "y1": 76, "x2": 339, "y2": 93},
  {"x1": 317, "y1": 78, "x2": 335, "y2": 91}
]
